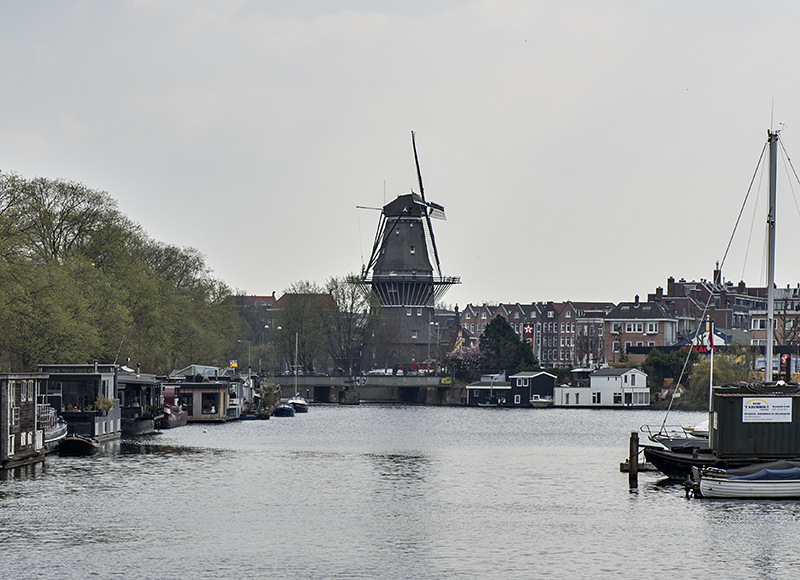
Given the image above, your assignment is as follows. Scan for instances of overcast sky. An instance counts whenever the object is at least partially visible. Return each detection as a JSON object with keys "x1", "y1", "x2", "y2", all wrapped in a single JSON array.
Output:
[{"x1": 4, "y1": 1, "x2": 800, "y2": 309}]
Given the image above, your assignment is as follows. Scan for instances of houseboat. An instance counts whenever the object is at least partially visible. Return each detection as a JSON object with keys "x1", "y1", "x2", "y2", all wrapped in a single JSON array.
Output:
[
  {"x1": 117, "y1": 368, "x2": 163, "y2": 436},
  {"x1": 1, "y1": 373, "x2": 50, "y2": 469},
  {"x1": 38, "y1": 363, "x2": 122, "y2": 441},
  {"x1": 508, "y1": 371, "x2": 556, "y2": 407},
  {"x1": 166, "y1": 380, "x2": 230, "y2": 423},
  {"x1": 554, "y1": 367, "x2": 649, "y2": 407}
]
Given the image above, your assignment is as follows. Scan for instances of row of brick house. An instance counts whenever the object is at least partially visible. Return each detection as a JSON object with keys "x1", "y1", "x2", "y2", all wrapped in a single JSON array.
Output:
[{"x1": 457, "y1": 267, "x2": 800, "y2": 369}]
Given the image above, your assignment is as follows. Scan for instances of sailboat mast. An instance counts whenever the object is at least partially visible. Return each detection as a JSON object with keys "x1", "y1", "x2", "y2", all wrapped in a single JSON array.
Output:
[{"x1": 766, "y1": 129, "x2": 779, "y2": 382}]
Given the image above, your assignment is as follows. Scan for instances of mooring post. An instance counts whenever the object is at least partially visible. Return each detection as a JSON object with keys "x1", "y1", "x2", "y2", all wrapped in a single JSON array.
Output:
[{"x1": 628, "y1": 430, "x2": 639, "y2": 488}]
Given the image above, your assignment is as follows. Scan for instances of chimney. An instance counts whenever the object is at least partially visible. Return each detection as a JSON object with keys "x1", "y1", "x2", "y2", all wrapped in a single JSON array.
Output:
[
  {"x1": 667, "y1": 277, "x2": 675, "y2": 296},
  {"x1": 634, "y1": 294, "x2": 640, "y2": 305}
]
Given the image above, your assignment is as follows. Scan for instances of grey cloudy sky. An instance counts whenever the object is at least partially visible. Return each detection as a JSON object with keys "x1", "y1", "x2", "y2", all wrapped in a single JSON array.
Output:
[{"x1": 4, "y1": 1, "x2": 800, "y2": 308}]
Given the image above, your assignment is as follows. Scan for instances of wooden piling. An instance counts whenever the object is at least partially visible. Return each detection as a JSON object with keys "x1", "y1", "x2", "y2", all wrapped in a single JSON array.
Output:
[{"x1": 628, "y1": 430, "x2": 639, "y2": 488}]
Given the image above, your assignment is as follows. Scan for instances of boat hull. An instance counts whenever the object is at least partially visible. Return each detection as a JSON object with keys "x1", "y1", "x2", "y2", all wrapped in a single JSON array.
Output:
[
  {"x1": 158, "y1": 407, "x2": 188, "y2": 429},
  {"x1": 58, "y1": 435, "x2": 100, "y2": 457},
  {"x1": 43, "y1": 421, "x2": 68, "y2": 453},
  {"x1": 288, "y1": 396, "x2": 309, "y2": 413},
  {"x1": 121, "y1": 417, "x2": 157, "y2": 436},
  {"x1": 273, "y1": 403, "x2": 295, "y2": 417},
  {"x1": 642, "y1": 446, "x2": 768, "y2": 480},
  {"x1": 700, "y1": 478, "x2": 800, "y2": 498}
]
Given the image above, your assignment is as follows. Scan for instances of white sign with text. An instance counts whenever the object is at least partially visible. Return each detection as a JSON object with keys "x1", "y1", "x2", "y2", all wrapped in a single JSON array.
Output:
[{"x1": 742, "y1": 397, "x2": 793, "y2": 423}]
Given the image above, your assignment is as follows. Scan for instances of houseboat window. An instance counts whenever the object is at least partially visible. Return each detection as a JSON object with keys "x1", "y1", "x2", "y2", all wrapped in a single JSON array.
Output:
[
  {"x1": 614, "y1": 393, "x2": 622, "y2": 405},
  {"x1": 178, "y1": 393, "x2": 193, "y2": 415},
  {"x1": 565, "y1": 393, "x2": 569, "y2": 404},
  {"x1": 473, "y1": 390, "x2": 479, "y2": 398},
  {"x1": 202, "y1": 393, "x2": 219, "y2": 414},
  {"x1": 631, "y1": 375, "x2": 635, "y2": 386},
  {"x1": 592, "y1": 392, "x2": 601, "y2": 404},
  {"x1": 575, "y1": 393, "x2": 579, "y2": 404},
  {"x1": 514, "y1": 394, "x2": 521, "y2": 404}
]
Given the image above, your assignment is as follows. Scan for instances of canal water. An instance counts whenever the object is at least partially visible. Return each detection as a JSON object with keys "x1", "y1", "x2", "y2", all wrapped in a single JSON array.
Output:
[{"x1": 2, "y1": 405, "x2": 800, "y2": 579}]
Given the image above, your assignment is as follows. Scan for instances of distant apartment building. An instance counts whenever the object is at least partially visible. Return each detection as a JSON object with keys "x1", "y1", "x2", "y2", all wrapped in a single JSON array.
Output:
[
  {"x1": 647, "y1": 267, "x2": 768, "y2": 336},
  {"x1": 604, "y1": 298, "x2": 678, "y2": 363}
]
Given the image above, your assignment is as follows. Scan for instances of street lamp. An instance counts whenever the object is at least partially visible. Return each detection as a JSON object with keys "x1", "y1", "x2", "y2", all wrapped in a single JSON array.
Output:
[{"x1": 237, "y1": 339, "x2": 251, "y2": 378}]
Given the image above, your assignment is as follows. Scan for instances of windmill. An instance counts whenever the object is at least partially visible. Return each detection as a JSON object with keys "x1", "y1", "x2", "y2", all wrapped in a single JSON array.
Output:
[
  {"x1": 361, "y1": 132, "x2": 459, "y2": 307},
  {"x1": 359, "y1": 133, "x2": 460, "y2": 370}
]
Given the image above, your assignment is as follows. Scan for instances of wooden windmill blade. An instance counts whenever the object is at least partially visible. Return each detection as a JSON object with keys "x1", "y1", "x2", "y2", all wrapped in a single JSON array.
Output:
[{"x1": 411, "y1": 131, "x2": 444, "y2": 278}]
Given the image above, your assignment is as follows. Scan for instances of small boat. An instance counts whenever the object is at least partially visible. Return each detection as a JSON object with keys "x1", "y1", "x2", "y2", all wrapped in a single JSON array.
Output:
[
  {"x1": 158, "y1": 405, "x2": 188, "y2": 429},
  {"x1": 693, "y1": 461, "x2": 800, "y2": 498},
  {"x1": 286, "y1": 332, "x2": 309, "y2": 414},
  {"x1": 43, "y1": 415, "x2": 68, "y2": 453},
  {"x1": 529, "y1": 395, "x2": 553, "y2": 408},
  {"x1": 272, "y1": 402, "x2": 296, "y2": 417},
  {"x1": 288, "y1": 394, "x2": 309, "y2": 413},
  {"x1": 58, "y1": 434, "x2": 100, "y2": 457},
  {"x1": 255, "y1": 409, "x2": 271, "y2": 420}
]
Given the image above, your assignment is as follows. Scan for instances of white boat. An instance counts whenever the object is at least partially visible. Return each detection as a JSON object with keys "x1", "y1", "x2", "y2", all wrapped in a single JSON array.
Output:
[
  {"x1": 529, "y1": 395, "x2": 553, "y2": 408},
  {"x1": 698, "y1": 461, "x2": 800, "y2": 498},
  {"x1": 287, "y1": 331, "x2": 309, "y2": 413},
  {"x1": 288, "y1": 394, "x2": 309, "y2": 413}
]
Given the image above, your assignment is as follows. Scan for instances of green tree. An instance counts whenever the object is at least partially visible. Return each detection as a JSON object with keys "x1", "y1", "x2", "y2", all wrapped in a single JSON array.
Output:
[
  {"x1": 642, "y1": 347, "x2": 699, "y2": 390},
  {"x1": 685, "y1": 355, "x2": 744, "y2": 409},
  {"x1": 479, "y1": 316, "x2": 537, "y2": 375}
]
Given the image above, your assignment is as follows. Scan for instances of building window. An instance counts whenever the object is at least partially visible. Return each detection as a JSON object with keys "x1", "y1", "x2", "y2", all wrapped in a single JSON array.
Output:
[
  {"x1": 466, "y1": 313, "x2": 471, "y2": 320},
  {"x1": 548, "y1": 311, "x2": 553, "y2": 318},
  {"x1": 514, "y1": 312, "x2": 519, "y2": 319},
  {"x1": 406, "y1": 308, "x2": 412, "y2": 316},
  {"x1": 410, "y1": 246, "x2": 415, "y2": 254},
  {"x1": 614, "y1": 393, "x2": 622, "y2": 405},
  {"x1": 625, "y1": 323, "x2": 634, "y2": 333},
  {"x1": 481, "y1": 312, "x2": 487, "y2": 320},
  {"x1": 613, "y1": 341, "x2": 620, "y2": 353},
  {"x1": 411, "y1": 330, "x2": 418, "y2": 339},
  {"x1": 636, "y1": 341, "x2": 643, "y2": 347},
  {"x1": 565, "y1": 311, "x2": 571, "y2": 318},
  {"x1": 647, "y1": 322, "x2": 658, "y2": 333},
  {"x1": 648, "y1": 341, "x2": 655, "y2": 347},
  {"x1": 592, "y1": 392, "x2": 601, "y2": 404},
  {"x1": 635, "y1": 323, "x2": 643, "y2": 333},
  {"x1": 624, "y1": 341, "x2": 631, "y2": 350},
  {"x1": 416, "y1": 308, "x2": 422, "y2": 316}
]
